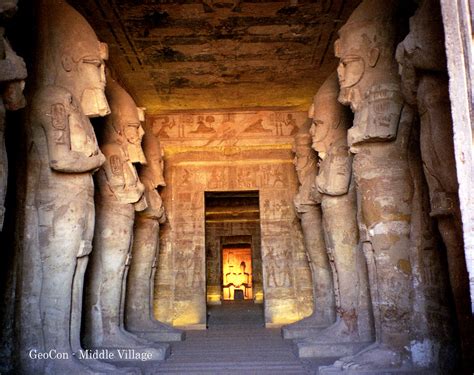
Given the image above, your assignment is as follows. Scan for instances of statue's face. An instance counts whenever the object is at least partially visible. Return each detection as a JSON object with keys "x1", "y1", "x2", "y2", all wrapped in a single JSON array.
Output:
[
  {"x1": 124, "y1": 121, "x2": 144, "y2": 145},
  {"x1": 335, "y1": 34, "x2": 367, "y2": 108},
  {"x1": 336, "y1": 54, "x2": 365, "y2": 91},
  {"x1": 77, "y1": 48, "x2": 110, "y2": 118},
  {"x1": 2, "y1": 80, "x2": 25, "y2": 111},
  {"x1": 0, "y1": 0, "x2": 17, "y2": 15},
  {"x1": 146, "y1": 146, "x2": 166, "y2": 187},
  {"x1": 403, "y1": 2, "x2": 445, "y2": 72},
  {"x1": 395, "y1": 43, "x2": 418, "y2": 106},
  {"x1": 309, "y1": 96, "x2": 343, "y2": 158},
  {"x1": 124, "y1": 120, "x2": 146, "y2": 164},
  {"x1": 292, "y1": 140, "x2": 312, "y2": 182}
]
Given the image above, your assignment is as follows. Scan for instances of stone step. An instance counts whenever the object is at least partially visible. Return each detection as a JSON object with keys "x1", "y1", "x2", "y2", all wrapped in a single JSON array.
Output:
[{"x1": 139, "y1": 302, "x2": 327, "y2": 374}]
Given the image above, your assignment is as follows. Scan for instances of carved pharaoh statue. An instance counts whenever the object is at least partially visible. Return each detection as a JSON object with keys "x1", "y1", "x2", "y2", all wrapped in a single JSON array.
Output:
[
  {"x1": 281, "y1": 117, "x2": 335, "y2": 339},
  {"x1": 397, "y1": 0, "x2": 474, "y2": 367},
  {"x1": 321, "y1": 0, "x2": 418, "y2": 372},
  {"x1": 20, "y1": 1, "x2": 139, "y2": 374},
  {"x1": 125, "y1": 108, "x2": 184, "y2": 342},
  {"x1": 295, "y1": 73, "x2": 373, "y2": 358},
  {"x1": 83, "y1": 73, "x2": 170, "y2": 360},
  {"x1": 0, "y1": 4, "x2": 27, "y2": 230}
]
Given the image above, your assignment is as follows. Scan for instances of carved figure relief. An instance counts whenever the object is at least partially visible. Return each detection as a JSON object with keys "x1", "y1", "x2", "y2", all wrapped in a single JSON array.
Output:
[
  {"x1": 243, "y1": 118, "x2": 272, "y2": 133},
  {"x1": 264, "y1": 246, "x2": 292, "y2": 288},
  {"x1": 190, "y1": 115, "x2": 216, "y2": 134}
]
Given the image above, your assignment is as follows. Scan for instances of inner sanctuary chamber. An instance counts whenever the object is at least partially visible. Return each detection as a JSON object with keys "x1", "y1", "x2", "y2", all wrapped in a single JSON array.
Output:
[{"x1": 0, "y1": 0, "x2": 473, "y2": 374}]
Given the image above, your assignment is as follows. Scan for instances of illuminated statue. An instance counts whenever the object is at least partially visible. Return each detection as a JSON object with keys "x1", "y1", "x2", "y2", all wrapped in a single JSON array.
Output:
[
  {"x1": 321, "y1": 1, "x2": 418, "y2": 372},
  {"x1": 20, "y1": 1, "x2": 138, "y2": 374},
  {"x1": 125, "y1": 108, "x2": 184, "y2": 342},
  {"x1": 282, "y1": 118, "x2": 335, "y2": 339},
  {"x1": 296, "y1": 73, "x2": 373, "y2": 358},
  {"x1": 83, "y1": 73, "x2": 169, "y2": 360}
]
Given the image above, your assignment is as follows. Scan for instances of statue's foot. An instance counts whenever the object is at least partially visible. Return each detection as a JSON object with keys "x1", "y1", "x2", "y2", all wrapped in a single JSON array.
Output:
[
  {"x1": 282, "y1": 312, "x2": 330, "y2": 339},
  {"x1": 128, "y1": 319, "x2": 185, "y2": 342},
  {"x1": 301, "y1": 319, "x2": 360, "y2": 343},
  {"x1": 332, "y1": 343, "x2": 410, "y2": 371},
  {"x1": 285, "y1": 312, "x2": 331, "y2": 328},
  {"x1": 295, "y1": 321, "x2": 371, "y2": 358},
  {"x1": 97, "y1": 328, "x2": 155, "y2": 348}
]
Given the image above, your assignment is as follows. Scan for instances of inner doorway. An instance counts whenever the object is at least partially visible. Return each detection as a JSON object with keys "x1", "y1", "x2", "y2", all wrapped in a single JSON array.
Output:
[{"x1": 204, "y1": 191, "x2": 263, "y2": 307}]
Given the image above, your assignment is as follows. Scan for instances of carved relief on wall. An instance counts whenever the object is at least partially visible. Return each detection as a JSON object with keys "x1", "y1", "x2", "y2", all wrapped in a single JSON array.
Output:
[
  {"x1": 264, "y1": 245, "x2": 293, "y2": 288},
  {"x1": 158, "y1": 145, "x2": 310, "y2": 326},
  {"x1": 149, "y1": 110, "x2": 306, "y2": 147}
]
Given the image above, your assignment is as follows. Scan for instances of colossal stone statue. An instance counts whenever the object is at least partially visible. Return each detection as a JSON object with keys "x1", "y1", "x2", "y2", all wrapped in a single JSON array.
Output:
[
  {"x1": 83, "y1": 74, "x2": 169, "y2": 360},
  {"x1": 321, "y1": 1, "x2": 418, "y2": 372},
  {"x1": 0, "y1": 12, "x2": 27, "y2": 230},
  {"x1": 295, "y1": 73, "x2": 373, "y2": 358},
  {"x1": 20, "y1": 1, "x2": 140, "y2": 374},
  {"x1": 397, "y1": 0, "x2": 474, "y2": 368},
  {"x1": 125, "y1": 108, "x2": 184, "y2": 342},
  {"x1": 282, "y1": 117, "x2": 335, "y2": 339}
]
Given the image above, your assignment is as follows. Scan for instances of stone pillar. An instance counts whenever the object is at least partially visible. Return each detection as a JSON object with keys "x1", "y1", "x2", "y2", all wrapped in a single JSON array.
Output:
[
  {"x1": 321, "y1": 1, "x2": 419, "y2": 372},
  {"x1": 125, "y1": 109, "x2": 184, "y2": 342},
  {"x1": 83, "y1": 73, "x2": 169, "y2": 360},
  {"x1": 295, "y1": 73, "x2": 373, "y2": 358},
  {"x1": 281, "y1": 117, "x2": 335, "y2": 339},
  {"x1": 19, "y1": 2, "x2": 137, "y2": 374},
  {"x1": 0, "y1": 34, "x2": 26, "y2": 230},
  {"x1": 397, "y1": 0, "x2": 472, "y2": 369}
]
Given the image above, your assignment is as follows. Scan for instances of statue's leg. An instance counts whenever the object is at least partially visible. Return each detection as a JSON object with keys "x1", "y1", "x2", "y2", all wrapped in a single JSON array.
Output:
[
  {"x1": 282, "y1": 207, "x2": 335, "y2": 340},
  {"x1": 70, "y1": 197, "x2": 139, "y2": 374},
  {"x1": 38, "y1": 200, "x2": 109, "y2": 375},
  {"x1": 126, "y1": 217, "x2": 184, "y2": 341},
  {"x1": 329, "y1": 162, "x2": 415, "y2": 371}
]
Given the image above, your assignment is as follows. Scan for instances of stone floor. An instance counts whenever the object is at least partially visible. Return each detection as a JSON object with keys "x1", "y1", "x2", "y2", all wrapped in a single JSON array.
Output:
[{"x1": 136, "y1": 301, "x2": 337, "y2": 374}]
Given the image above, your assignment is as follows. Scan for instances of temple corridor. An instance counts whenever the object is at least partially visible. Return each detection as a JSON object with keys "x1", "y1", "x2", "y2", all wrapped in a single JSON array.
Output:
[{"x1": 0, "y1": 0, "x2": 474, "y2": 374}]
